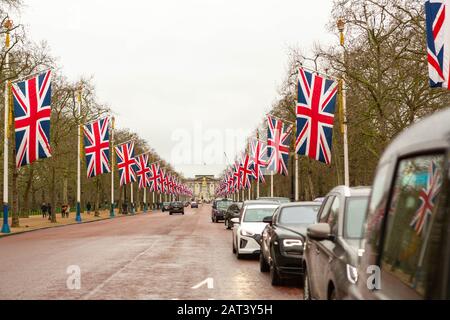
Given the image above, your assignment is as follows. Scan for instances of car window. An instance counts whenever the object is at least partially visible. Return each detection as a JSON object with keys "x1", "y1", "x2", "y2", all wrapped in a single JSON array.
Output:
[
  {"x1": 344, "y1": 197, "x2": 369, "y2": 239},
  {"x1": 217, "y1": 201, "x2": 233, "y2": 210},
  {"x1": 279, "y1": 206, "x2": 320, "y2": 225},
  {"x1": 318, "y1": 196, "x2": 335, "y2": 223},
  {"x1": 381, "y1": 154, "x2": 445, "y2": 297},
  {"x1": 243, "y1": 206, "x2": 278, "y2": 222},
  {"x1": 328, "y1": 197, "x2": 340, "y2": 234}
]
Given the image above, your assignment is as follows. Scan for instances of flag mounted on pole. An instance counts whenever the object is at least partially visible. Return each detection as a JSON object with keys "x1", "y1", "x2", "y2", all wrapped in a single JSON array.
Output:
[
  {"x1": 148, "y1": 162, "x2": 161, "y2": 192},
  {"x1": 425, "y1": 0, "x2": 450, "y2": 88},
  {"x1": 83, "y1": 116, "x2": 111, "y2": 178},
  {"x1": 295, "y1": 68, "x2": 337, "y2": 165},
  {"x1": 12, "y1": 70, "x2": 52, "y2": 168},
  {"x1": 135, "y1": 153, "x2": 150, "y2": 189},
  {"x1": 250, "y1": 138, "x2": 267, "y2": 183},
  {"x1": 267, "y1": 115, "x2": 292, "y2": 176},
  {"x1": 115, "y1": 141, "x2": 136, "y2": 186}
]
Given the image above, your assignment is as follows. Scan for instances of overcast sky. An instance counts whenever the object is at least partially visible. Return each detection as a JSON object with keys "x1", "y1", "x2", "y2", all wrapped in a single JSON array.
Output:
[{"x1": 20, "y1": 0, "x2": 335, "y2": 178}]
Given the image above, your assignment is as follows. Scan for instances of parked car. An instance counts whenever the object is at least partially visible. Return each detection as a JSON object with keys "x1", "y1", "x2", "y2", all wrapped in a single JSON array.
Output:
[
  {"x1": 224, "y1": 202, "x2": 243, "y2": 229},
  {"x1": 256, "y1": 197, "x2": 291, "y2": 204},
  {"x1": 169, "y1": 201, "x2": 185, "y2": 215},
  {"x1": 161, "y1": 202, "x2": 171, "y2": 212},
  {"x1": 231, "y1": 200, "x2": 279, "y2": 259},
  {"x1": 347, "y1": 108, "x2": 450, "y2": 300},
  {"x1": 260, "y1": 202, "x2": 321, "y2": 286},
  {"x1": 211, "y1": 198, "x2": 233, "y2": 223},
  {"x1": 191, "y1": 201, "x2": 198, "y2": 208},
  {"x1": 303, "y1": 186, "x2": 371, "y2": 300}
]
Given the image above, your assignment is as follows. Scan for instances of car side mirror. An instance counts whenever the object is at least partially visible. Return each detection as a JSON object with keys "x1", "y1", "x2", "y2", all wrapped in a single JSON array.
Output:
[
  {"x1": 262, "y1": 216, "x2": 273, "y2": 225},
  {"x1": 231, "y1": 218, "x2": 240, "y2": 224},
  {"x1": 307, "y1": 223, "x2": 332, "y2": 241}
]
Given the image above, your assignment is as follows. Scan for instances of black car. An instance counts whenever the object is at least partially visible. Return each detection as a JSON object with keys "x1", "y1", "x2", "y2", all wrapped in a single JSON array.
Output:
[
  {"x1": 347, "y1": 108, "x2": 450, "y2": 300},
  {"x1": 224, "y1": 202, "x2": 243, "y2": 229},
  {"x1": 303, "y1": 186, "x2": 370, "y2": 300},
  {"x1": 211, "y1": 199, "x2": 233, "y2": 223},
  {"x1": 169, "y1": 201, "x2": 184, "y2": 215},
  {"x1": 260, "y1": 202, "x2": 321, "y2": 286},
  {"x1": 191, "y1": 201, "x2": 198, "y2": 208},
  {"x1": 161, "y1": 202, "x2": 171, "y2": 212}
]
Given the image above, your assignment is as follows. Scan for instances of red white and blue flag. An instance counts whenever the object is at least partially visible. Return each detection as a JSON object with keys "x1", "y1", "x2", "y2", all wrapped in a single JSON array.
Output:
[
  {"x1": 158, "y1": 168, "x2": 167, "y2": 194},
  {"x1": 83, "y1": 117, "x2": 110, "y2": 178},
  {"x1": 425, "y1": 0, "x2": 450, "y2": 88},
  {"x1": 267, "y1": 115, "x2": 292, "y2": 176},
  {"x1": 12, "y1": 70, "x2": 52, "y2": 168},
  {"x1": 410, "y1": 161, "x2": 442, "y2": 236},
  {"x1": 239, "y1": 153, "x2": 253, "y2": 189},
  {"x1": 135, "y1": 153, "x2": 150, "y2": 189},
  {"x1": 115, "y1": 141, "x2": 136, "y2": 186},
  {"x1": 148, "y1": 162, "x2": 161, "y2": 192},
  {"x1": 250, "y1": 138, "x2": 267, "y2": 183},
  {"x1": 295, "y1": 68, "x2": 337, "y2": 165}
]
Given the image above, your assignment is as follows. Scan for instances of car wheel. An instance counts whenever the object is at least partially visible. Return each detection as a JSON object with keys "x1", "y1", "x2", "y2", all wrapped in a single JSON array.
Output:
[
  {"x1": 235, "y1": 240, "x2": 243, "y2": 259},
  {"x1": 328, "y1": 286, "x2": 337, "y2": 300},
  {"x1": 232, "y1": 240, "x2": 236, "y2": 254},
  {"x1": 226, "y1": 220, "x2": 231, "y2": 230},
  {"x1": 182, "y1": 212, "x2": 184, "y2": 215},
  {"x1": 169, "y1": 212, "x2": 172, "y2": 215},
  {"x1": 259, "y1": 253, "x2": 269, "y2": 273},
  {"x1": 270, "y1": 264, "x2": 282, "y2": 286},
  {"x1": 303, "y1": 268, "x2": 311, "y2": 300}
]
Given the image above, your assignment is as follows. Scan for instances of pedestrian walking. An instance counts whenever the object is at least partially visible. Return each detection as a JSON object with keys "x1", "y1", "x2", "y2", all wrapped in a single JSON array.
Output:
[
  {"x1": 86, "y1": 201, "x2": 92, "y2": 215},
  {"x1": 61, "y1": 204, "x2": 69, "y2": 218},
  {"x1": 41, "y1": 202, "x2": 47, "y2": 218}
]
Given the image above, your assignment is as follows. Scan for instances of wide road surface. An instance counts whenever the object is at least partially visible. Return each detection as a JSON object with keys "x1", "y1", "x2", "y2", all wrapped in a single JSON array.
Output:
[{"x1": 0, "y1": 204, "x2": 301, "y2": 300}]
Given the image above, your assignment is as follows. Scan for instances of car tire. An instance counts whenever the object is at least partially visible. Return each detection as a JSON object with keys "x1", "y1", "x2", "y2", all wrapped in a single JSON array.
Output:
[
  {"x1": 235, "y1": 240, "x2": 243, "y2": 259},
  {"x1": 328, "y1": 286, "x2": 337, "y2": 300},
  {"x1": 182, "y1": 212, "x2": 184, "y2": 215},
  {"x1": 226, "y1": 220, "x2": 231, "y2": 230},
  {"x1": 270, "y1": 264, "x2": 282, "y2": 286},
  {"x1": 259, "y1": 253, "x2": 269, "y2": 273},
  {"x1": 169, "y1": 212, "x2": 172, "y2": 215},
  {"x1": 303, "y1": 268, "x2": 311, "y2": 300},
  {"x1": 232, "y1": 240, "x2": 236, "y2": 254}
]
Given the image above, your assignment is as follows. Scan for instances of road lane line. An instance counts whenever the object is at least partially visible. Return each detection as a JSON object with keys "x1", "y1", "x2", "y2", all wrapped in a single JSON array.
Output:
[{"x1": 82, "y1": 238, "x2": 161, "y2": 300}]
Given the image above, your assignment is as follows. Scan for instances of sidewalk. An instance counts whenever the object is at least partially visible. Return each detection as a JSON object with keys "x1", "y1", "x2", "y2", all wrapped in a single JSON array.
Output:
[{"x1": 0, "y1": 209, "x2": 155, "y2": 237}]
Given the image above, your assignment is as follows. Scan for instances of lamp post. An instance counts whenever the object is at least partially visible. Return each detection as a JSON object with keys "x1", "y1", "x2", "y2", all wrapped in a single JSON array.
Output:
[
  {"x1": 1, "y1": 19, "x2": 13, "y2": 234},
  {"x1": 337, "y1": 18, "x2": 350, "y2": 187}
]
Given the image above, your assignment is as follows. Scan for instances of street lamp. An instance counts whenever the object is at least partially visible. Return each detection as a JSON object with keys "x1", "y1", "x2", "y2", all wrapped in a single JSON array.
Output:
[{"x1": 337, "y1": 18, "x2": 345, "y2": 46}]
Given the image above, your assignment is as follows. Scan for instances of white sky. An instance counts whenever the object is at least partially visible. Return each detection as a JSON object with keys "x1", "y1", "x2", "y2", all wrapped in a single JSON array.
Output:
[{"x1": 20, "y1": 0, "x2": 335, "y2": 178}]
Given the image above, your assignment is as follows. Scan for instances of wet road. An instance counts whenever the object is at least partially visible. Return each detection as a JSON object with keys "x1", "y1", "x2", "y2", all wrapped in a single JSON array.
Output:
[{"x1": 0, "y1": 204, "x2": 302, "y2": 300}]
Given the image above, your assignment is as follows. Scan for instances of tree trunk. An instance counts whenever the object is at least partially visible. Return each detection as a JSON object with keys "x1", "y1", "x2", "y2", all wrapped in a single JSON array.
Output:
[
  {"x1": 94, "y1": 177, "x2": 100, "y2": 217},
  {"x1": 307, "y1": 170, "x2": 315, "y2": 201},
  {"x1": 22, "y1": 167, "x2": 34, "y2": 214},
  {"x1": 51, "y1": 163, "x2": 57, "y2": 223},
  {"x1": 63, "y1": 172, "x2": 68, "y2": 205}
]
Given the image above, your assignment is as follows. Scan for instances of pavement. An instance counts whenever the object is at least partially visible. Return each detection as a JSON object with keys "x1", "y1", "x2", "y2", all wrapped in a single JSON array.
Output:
[{"x1": 0, "y1": 204, "x2": 302, "y2": 300}]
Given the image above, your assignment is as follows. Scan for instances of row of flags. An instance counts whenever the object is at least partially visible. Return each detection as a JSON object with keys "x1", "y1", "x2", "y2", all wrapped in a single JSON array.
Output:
[
  {"x1": 216, "y1": 67, "x2": 338, "y2": 197},
  {"x1": 10, "y1": 70, "x2": 192, "y2": 198}
]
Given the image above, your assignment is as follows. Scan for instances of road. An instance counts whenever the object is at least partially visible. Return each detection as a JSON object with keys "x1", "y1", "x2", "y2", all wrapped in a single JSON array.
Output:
[{"x1": 0, "y1": 204, "x2": 302, "y2": 300}]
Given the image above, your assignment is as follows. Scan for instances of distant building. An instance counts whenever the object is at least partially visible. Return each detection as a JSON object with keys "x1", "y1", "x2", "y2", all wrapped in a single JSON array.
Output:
[{"x1": 185, "y1": 175, "x2": 220, "y2": 201}]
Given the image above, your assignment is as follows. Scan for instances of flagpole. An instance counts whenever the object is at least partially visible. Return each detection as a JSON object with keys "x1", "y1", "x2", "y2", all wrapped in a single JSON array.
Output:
[
  {"x1": 130, "y1": 183, "x2": 134, "y2": 214},
  {"x1": 75, "y1": 86, "x2": 82, "y2": 223},
  {"x1": 338, "y1": 19, "x2": 350, "y2": 187},
  {"x1": 295, "y1": 154, "x2": 299, "y2": 201},
  {"x1": 270, "y1": 171, "x2": 274, "y2": 197},
  {"x1": 1, "y1": 20, "x2": 12, "y2": 234},
  {"x1": 143, "y1": 187, "x2": 147, "y2": 213},
  {"x1": 110, "y1": 116, "x2": 115, "y2": 217},
  {"x1": 152, "y1": 191, "x2": 155, "y2": 211}
]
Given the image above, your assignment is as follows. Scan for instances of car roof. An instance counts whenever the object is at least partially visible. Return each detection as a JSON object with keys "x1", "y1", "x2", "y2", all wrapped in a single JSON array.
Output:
[
  {"x1": 279, "y1": 201, "x2": 321, "y2": 208},
  {"x1": 380, "y1": 107, "x2": 450, "y2": 164},
  {"x1": 327, "y1": 185, "x2": 371, "y2": 197},
  {"x1": 243, "y1": 200, "x2": 279, "y2": 206}
]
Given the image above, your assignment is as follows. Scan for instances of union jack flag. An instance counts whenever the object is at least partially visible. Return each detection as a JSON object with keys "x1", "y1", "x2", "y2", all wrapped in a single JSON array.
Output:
[
  {"x1": 267, "y1": 115, "x2": 292, "y2": 176},
  {"x1": 250, "y1": 138, "x2": 267, "y2": 183},
  {"x1": 410, "y1": 161, "x2": 442, "y2": 236},
  {"x1": 158, "y1": 168, "x2": 167, "y2": 194},
  {"x1": 83, "y1": 117, "x2": 110, "y2": 178},
  {"x1": 12, "y1": 70, "x2": 52, "y2": 168},
  {"x1": 425, "y1": 0, "x2": 450, "y2": 88},
  {"x1": 135, "y1": 154, "x2": 150, "y2": 189},
  {"x1": 239, "y1": 153, "x2": 253, "y2": 189},
  {"x1": 115, "y1": 141, "x2": 136, "y2": 186},
  {"x1": 233, "y1": 160, "x2": 242, "y2": 190},
  {"x1": 295, "y1": 68, "x2": 337, "y2": 165},
  {"x1": 148, "y1": 162, "x2": 161, "y2": 192}
]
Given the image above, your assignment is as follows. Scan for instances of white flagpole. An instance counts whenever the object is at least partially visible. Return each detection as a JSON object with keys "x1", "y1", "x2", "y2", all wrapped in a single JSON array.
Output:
[
  {"x1": 75, "y1": 86, "x2": 82, "y2": 222},
  {"x1": 130, "y1": 183, "x2": 134, "y2": 214},
  {"x1": 152, "y1": 191, "x2": 155, "y2": 211},
  {"x1": 295, "y1": 154, "x2": 299, "y2": 201},
  {"x1": 143, "y1": 187, "x2": 147, "y2": 213},
  {"x1": 1, "y1": 20, "x2": 12, "y2": 234},
  {"x1": 270, "y1": 171, "x2": 274, "y2": 197},
  {"x1": 110, "y1": 117, "x2": 115, "y2": 217},
  {"x1": 248, "y1": 185, "x2": 251, "y2": 200},
  {"x1": 338, "y1": 19, "x2": 350, "y2": 187}
]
